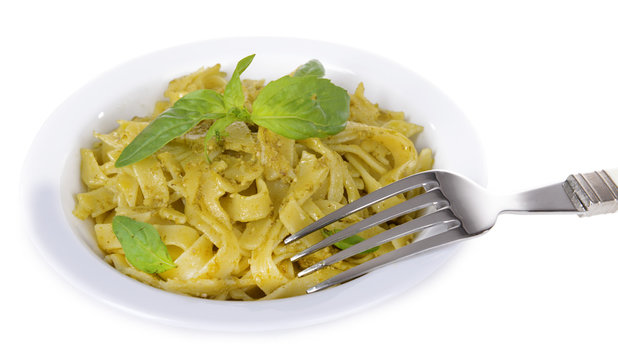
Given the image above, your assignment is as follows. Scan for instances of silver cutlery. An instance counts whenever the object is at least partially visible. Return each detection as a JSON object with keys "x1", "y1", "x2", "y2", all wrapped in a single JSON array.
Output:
[{"x1": 285, "y1": 169, "x2": 618, "y2": 293}]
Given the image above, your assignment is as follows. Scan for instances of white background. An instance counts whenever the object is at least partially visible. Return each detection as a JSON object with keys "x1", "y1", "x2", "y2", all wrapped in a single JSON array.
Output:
[{"x1": 5, "y1": 0, "x2": 617, "y2": 358}]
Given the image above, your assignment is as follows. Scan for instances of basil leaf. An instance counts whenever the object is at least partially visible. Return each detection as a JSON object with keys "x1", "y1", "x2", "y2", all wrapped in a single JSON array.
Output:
[
  {"x1": 115, "y1": 89, "x2": 225, "y2": 167},
  {"x1": 322, "y1": 229, "x2": 379, "y2": 255},
  {"x1": 204, "y1": 116, "x2": 236, "y2": 144},
  {"x1": 293, "y1": 59, "x2": 325, "y2": 77},
  {"x1": 251, "y1": 76, "x2": 350, "y2": 139},
  {"x1": 223, "y1": 54, "x2": 255, "y2": 109},
  {"x1": 112, "y1": 216, "x2": 176, "y2": 273},
  {"x1": 204, "y1": 107, "x2": 250, "y2": 141}
]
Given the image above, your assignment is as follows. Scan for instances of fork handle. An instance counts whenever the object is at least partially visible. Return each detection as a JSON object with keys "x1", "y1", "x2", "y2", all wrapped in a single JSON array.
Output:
[
  {"x1": 503, "y1": 169, "x2": 618, "y2": 215},
  {"x1": 563, "y1": 169, "x2": 618, "y2": 216}
]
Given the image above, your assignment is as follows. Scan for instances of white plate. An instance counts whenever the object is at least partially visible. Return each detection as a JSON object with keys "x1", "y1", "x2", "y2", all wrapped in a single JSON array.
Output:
[{"x1": 21, "y1": 37, "x2": 486, "y2": 331}]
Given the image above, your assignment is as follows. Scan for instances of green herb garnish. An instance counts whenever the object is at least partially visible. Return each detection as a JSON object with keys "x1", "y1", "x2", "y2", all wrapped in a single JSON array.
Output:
[
  {"x1": 115, "y1": 55, "x2": 350, "y2": 167},
  {"x1": 252, "y1": 75, "x2": 349, "y2": 139},
  {"x1": 223, "y1": 54, "x2": 255, "y2": 109},
  {"x1": 111, "y1": 216, "x2": 176, "y2": 273},
  {"x1": 293, "y1": 59, "x2": 325, "y2": 77},
  {"x1": 115, "y1": 89, "x2": 226, "y2": 167},
  {"x1": 322, "y1": 229, "x2": 380, "y2": 255}
]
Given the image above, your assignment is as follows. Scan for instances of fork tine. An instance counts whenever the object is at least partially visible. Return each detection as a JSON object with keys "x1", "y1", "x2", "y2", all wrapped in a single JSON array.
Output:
[
  {"x1": 306, "y1": 227, "x2": 469, "y2": 293},
  {"x1": 284, "y1": 171, "x2": 440, "y2": 245},
  {"x1": 297, "y1": 208, "x2": 461, "y2": 278},
  {"x1": 290, "y1": 189, "x2": 449, "y2": 262}
]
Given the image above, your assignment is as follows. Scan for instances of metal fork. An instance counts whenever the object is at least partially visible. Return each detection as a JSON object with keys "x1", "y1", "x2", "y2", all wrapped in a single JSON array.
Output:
[{"x1": 285, "y1": 169, "x2": 618, "y2": 293}]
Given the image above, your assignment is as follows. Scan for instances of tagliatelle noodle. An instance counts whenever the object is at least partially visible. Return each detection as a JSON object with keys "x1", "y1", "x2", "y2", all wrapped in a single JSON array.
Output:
[{"x1": 73, "y1": 63, "x2": 433, "y2": 300}]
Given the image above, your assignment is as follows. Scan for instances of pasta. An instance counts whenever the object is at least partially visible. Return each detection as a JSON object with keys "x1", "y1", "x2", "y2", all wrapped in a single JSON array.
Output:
[{"x1": 73, "y1": 63, "x2": 434, "y2": 300}]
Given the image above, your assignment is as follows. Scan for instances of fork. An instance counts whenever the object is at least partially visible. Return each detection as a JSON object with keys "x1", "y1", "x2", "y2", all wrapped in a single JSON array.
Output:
[{"x1": 285, "y1": 169, "x2": 618, "y2": 293}]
